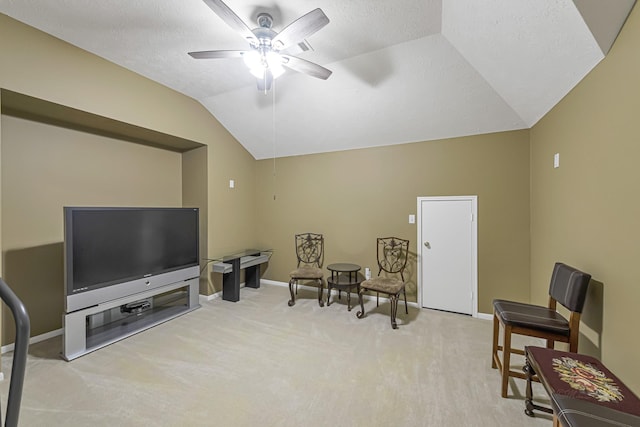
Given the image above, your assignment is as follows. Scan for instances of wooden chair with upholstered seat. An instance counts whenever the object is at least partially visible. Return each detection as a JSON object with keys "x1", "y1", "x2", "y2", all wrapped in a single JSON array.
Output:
[
  {"x1": 356, "y1": 237, "x2": 409, "y2": 329},
  {"x1": 288, "y1": 233, "x2": 325, "y2": 307},
  {"x1": 492, "y1": 262, "x2": 591, "y2": 398}
]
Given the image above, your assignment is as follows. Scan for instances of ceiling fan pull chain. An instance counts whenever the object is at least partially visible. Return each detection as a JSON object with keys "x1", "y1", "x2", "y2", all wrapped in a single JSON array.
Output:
[{"x1": 272, "y1": 79, "x2": 277, "y2": 201}]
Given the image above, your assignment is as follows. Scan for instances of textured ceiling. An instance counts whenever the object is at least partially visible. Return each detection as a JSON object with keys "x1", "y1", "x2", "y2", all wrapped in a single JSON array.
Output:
[{"x1": 0, "y1": 0, "x2": 635, "y2": 159}]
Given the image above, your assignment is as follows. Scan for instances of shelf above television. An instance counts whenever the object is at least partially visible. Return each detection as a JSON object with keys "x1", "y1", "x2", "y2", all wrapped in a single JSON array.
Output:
[{"x1": 1, "y1": 89, "x2": 204, "y2": 153}]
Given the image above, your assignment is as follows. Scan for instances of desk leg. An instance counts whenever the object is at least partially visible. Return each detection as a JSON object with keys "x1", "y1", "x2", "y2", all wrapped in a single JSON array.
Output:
[
  {"x1": 327, "y1": 272, "x2": 335, "y2": 307},
  {"x1": 222, "y1": 258, "x2": 241, "y2": 302},
  {"x1": 245, "y1": 264, "x2": 260, "y2": 289}
]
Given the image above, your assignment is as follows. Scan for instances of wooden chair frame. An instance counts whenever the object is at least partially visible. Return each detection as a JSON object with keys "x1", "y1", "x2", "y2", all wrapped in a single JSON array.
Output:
[
  {"x1": 491, "y1": 262, "x2": 591, "y2": 398},
  {"x1": 492, "y1": 296, "x2": 582, "y2": 398}
]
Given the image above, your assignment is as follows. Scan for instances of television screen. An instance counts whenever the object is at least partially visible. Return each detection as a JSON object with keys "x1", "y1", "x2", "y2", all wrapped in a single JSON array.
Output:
[{"x1": 64, "y1": 207, "x2": 199, "y2": 296}]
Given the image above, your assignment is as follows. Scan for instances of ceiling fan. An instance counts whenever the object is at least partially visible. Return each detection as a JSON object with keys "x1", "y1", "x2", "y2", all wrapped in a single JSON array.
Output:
[{"x1": 189, "y1": 0, "x2": 332, "y2": 91}]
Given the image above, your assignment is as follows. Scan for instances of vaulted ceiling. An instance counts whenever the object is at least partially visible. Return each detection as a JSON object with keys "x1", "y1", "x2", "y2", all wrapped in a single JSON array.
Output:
[{"x1": 0, "y1": 0, "x2": 635, "y2": 159}]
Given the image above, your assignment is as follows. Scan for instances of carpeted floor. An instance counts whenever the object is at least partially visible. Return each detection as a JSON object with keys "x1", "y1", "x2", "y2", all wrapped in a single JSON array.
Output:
[{"x1": 0, "y1": 283, "x2": 552, "y2": 426}]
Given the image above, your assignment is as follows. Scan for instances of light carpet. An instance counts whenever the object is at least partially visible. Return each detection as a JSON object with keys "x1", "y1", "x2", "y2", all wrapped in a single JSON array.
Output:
[{"x1": 0, "y1": 283, "x2": 551, "y2": 426}]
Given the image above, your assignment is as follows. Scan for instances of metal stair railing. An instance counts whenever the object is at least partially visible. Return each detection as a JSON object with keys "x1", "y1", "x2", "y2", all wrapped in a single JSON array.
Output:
[{"x1": 0, "y1": 278, "x2": 30, "y2": 427}]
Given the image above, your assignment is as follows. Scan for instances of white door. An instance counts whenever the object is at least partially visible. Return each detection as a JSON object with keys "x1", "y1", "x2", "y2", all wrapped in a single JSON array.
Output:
[{"x1": 417, "y1": 196, "x2": 477, "y2": 316}]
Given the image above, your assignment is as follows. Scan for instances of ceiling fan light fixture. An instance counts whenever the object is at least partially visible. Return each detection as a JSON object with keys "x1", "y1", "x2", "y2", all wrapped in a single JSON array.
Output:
[
  {"x1": 243, "y1": 50, "x2": 262, "y2": 70},
  {"x1": 249, "y1": 66, "x2": 266, "y2": 79},
  {"x1": 244, "y1": 50, "x2": 285, "y2": 79},
  {"x1": 266, "y1": 51, "x2": 285, "y2": 78}
]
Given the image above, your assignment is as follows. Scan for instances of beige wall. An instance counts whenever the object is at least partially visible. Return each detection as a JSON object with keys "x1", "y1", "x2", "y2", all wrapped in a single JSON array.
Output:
[
  {"x1": 0, "y1": 13, "x2": 259, "y2": 353},
  {"x1": 0, "y1": 15, "x2": 207, "y2": 144},
  {"x1": 530, "y1": 6, "x2": 640, "y2": 392},
  {"x1": 0, "y1": 115, "x2": 183, "y2": 344},
  {"x1": 255, "y1": 130, "x2": 531, "y2": 313},
  {"x1": 182, "y1": 146, "x2": 209, "y2": 294},
  {"x1": 197, "y1": 120, "x2": 258, "y2": 295},
  {"x1": 0, "y1": 90, "x2": 3, "y2": 351}
]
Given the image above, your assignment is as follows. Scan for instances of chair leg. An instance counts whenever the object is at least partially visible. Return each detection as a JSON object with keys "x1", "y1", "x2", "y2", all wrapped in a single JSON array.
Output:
[
  {"x1": 288, "y1": 279, "x2": 296, "y2": 307},
  {"x1": 403, "y1": 287, "x2": 408, "y2": 314},
  {"x1": 492, "y1": 312, "x2": 499, "y2": 369},
  {"x1": 317, "y1": 278, "x2": 324, "y2": 307},
  {"x1": 524, "y1": 355, "x2": 536, "y2": 416},
  {"x1": 356, "y1": 287, "x2": 366, "y2": 319},
  {"x1": 389, "y1": 294, "x2": 399, "y2": 329},
  {"x1": 501, "y1": 325, "x2": 513, "y2": 398},
  {"x1": 376, "y1": 292, "x2": 379, "y2": 307}
]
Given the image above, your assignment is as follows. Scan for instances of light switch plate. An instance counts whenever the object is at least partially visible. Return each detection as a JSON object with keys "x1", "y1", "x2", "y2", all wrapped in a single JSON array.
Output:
[
  {"x1": 409, "y1": 214, "x2": 416, "y2": 224},
  {"x1": 554, "y1": 153, "x2": 560, "y2": 168}
]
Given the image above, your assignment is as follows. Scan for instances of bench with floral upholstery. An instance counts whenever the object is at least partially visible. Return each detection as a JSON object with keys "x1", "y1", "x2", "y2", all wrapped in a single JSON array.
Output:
[{"x1": 524, "y1": 346, "x2": 640, "y2": 426}]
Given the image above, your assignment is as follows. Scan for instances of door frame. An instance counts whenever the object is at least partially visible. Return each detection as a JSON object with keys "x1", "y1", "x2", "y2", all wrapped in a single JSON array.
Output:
[{"x1": 416, "y1": 195, "x2": 478, "y2": 317}]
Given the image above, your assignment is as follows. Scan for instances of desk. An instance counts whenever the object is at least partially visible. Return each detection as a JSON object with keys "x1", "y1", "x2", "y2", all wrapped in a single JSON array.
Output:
[
  {"x1": 210, "y1": 249, "x2": 271, "y2": 302},
  {"x1": 326, "y1": 263, "x2": 363, "y2": 311}
]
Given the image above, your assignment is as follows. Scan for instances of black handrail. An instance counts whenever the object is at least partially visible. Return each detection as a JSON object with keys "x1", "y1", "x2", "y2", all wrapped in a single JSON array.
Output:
[{"x1": 0, "y1": 278, "x2": 30, "y2": 427}]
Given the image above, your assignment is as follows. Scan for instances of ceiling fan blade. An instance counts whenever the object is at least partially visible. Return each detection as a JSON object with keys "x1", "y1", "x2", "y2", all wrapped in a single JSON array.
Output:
[
  {"x1": 189, "y1": 50, "x2": 248, "y2": 59},
  {"x1": 272, "y1": 8, "x2": 329, "y2": 51},
  {"x1": 202, "y1": 0, "x2": 257, "y2": 44},
  {"x1": 257, "y1": 72, "x2": 273, "y2": 92},
  {"x1": 281, "y1": 55, "x2": 332, "y2": 80},
  {"x1": 188, "y1": 50, "x2": 247, "y2": 59}
]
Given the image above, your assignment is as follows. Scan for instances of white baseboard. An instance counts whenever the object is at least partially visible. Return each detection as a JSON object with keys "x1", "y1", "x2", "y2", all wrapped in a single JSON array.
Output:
[
  {"x1": 199, "y1": 281, "x2": 252, "y2": 302},
  {"x1": 1, "y1": 328, "x2": 63, "y2": 355},
  {"x1": 262, "y1": 279, "x2": 421, "y2": 307},
  {"x1": 259, "y1": 279, "x2": 286, "y2": 287},
  {"x1": 199, "y1": 292, "x2": 220, "y2": 303},
  {"x1": 266, "y1": 279, "x2": 493, "y2": 317}
]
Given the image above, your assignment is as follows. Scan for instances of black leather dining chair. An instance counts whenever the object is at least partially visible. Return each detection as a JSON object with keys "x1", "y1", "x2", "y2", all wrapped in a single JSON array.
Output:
[{"x1": 492, "y1": 262, "x2": 591, "y2": 398}]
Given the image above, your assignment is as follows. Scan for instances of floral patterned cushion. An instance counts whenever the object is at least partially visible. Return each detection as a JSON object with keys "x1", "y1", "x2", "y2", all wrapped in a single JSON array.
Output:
[{"x1": 526, "y1": 346, "x2": 640, "y2": 417}]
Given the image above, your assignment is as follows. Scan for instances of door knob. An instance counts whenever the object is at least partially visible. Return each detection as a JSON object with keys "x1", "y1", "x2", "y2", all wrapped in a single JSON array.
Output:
[{"x1": 424, "y1": 241, "x2": 431, "y2": 249}]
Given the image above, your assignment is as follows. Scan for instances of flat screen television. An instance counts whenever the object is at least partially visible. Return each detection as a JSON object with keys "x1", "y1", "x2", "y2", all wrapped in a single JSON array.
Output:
[{"x1": 64, "y1": 207, "x2": 199, "y2": 313}]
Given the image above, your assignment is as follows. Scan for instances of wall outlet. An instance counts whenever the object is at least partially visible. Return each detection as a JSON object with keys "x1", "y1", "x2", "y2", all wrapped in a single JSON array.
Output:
[
  {"x1": 554, "y1": 153, "x2": 560, "y2": 168},
  {"x1": 229, "y1": 179, "x2": 235, "y2": 188}
]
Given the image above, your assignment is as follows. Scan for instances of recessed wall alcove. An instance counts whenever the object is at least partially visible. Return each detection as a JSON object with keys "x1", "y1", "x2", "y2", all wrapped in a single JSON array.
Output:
[{"x1": 0, "y1": 89, "x2": 209, "y2": 347}]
